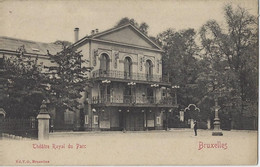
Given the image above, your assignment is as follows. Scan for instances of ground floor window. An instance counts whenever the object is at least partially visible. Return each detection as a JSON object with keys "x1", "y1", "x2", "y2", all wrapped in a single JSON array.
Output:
[
  {"x1": 94, "y1": 115, "x2": 99, "y2": 125},
  {"x1": 85, "y1": 115, "x2": 88, "y2": 124},
  {"x1": 156, "y1": 116, "x2": 161, "y2": 125}
]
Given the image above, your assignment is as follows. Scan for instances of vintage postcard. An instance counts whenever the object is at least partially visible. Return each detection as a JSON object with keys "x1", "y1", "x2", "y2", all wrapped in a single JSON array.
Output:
[{"x1": 0, "y1": 0, "x2": 258, "y2": 166}]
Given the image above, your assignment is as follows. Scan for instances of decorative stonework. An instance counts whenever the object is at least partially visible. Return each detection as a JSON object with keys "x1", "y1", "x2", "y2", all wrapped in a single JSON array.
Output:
[
  {"x1": 16, "y1": 45, "x2": 26, "y2": 57},
  {"x1": 140, "y1": 57, "x2": 143, "y2": 71},
  {"x1": 93, "y1": 49, "x2": 98, "y2": 66},
  {"x1": 114, "y1": 51, "x2": 119, "y2": 68},
  {"x1": 157, "y1": 59, "x2": 160, "y2": 73}
]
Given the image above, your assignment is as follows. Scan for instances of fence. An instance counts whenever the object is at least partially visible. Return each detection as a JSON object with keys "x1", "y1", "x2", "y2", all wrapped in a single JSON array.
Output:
[{"x1": 0, "y1": 118, "x2": 38, "y2": 139}]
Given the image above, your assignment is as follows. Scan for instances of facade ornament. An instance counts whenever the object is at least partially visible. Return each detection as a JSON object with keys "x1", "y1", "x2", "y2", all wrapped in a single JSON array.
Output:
[
  {"x1": 114, "y1": 51, "x2": 119, "y2": 68},
  {"x1": 93, "y1": 49, "x2": 98, "y2": 66},
  {"x1": 157, "y1": 59, "x2": 160, "y2": 73},
  {"x1": 16, "y1": 45, "x2": 26, "y2": 57},
  {"x1": 140, "y1": 57, "x2": 143, "y2": 71}
]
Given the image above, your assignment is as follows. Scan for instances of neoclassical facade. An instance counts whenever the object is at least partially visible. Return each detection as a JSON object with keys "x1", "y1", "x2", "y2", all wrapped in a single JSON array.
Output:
[
  {"x1": 73, "y1": 24, "x2": 176, "y2": 131},
  {"x1": 0, "y1": 24, "x2": 177, "y2": 131}
]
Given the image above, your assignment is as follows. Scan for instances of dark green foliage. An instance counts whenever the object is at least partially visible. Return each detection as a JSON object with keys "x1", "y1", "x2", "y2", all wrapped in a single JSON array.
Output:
[
  {"x1": 158, "y1": 5, "x2": 258, "y2": 129},
  {"x1": 199, "y1": 5, "x2": 258, "y2": 128},
  {"x1": 43, "y1": 46, "x2": 91, "y2": 112},
  {"x1": 115, "y1": 17, "x2": 149, "y2": 35},
  {"x1": 1, "y1": 55, "x2": 45, "y2": 118},
  {"x1": 1, "y1": 44, "x2": 91, "y2": 118},
  {"x1": 157, "y1": 28, "x2": 201, "y2": 108}
]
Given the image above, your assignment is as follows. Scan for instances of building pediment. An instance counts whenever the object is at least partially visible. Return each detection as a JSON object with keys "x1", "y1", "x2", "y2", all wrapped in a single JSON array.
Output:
[{"x1": 91, "y1": 24, "x2": 162, "y2": 51}]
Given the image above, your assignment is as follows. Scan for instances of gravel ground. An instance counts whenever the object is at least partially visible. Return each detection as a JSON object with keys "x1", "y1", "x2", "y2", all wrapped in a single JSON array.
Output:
[{"x1": 1, "y1": 129, "x2": 258, "y2": 166}]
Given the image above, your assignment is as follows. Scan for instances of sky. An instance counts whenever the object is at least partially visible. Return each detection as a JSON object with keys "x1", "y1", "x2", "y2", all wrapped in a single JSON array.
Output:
[{"x1": 0, "y1": 0, "x2": 258, "y2": 43}]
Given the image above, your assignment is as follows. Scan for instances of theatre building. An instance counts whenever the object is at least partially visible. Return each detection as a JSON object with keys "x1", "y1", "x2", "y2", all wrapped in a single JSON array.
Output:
[{"x1": 73, "y1": 24, "x2": 176, "y2": 131}]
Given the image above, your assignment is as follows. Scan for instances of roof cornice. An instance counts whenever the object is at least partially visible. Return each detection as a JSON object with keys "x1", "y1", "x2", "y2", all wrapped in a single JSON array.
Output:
[{"x1": 0, "y1": 50, "x2": 51, "y2": 59}]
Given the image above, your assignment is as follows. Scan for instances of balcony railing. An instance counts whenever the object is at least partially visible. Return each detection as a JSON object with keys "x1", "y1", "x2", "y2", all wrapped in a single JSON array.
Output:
[
  {"x1": 92, "y1": 95, "x2": 173, "y2": 105},
  {"x1": 92, "y1": 69, "x2": 169, "y2": 83}
]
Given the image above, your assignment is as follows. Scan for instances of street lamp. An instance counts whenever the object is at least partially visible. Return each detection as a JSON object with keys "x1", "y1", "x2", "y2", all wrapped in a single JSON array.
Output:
[
  {"x1": 211, "y1": 80, "x2": 223, "y2": 136},
  {"x1": 127, "y1": 82, "x2": 136, "y2": 86},
  {"x1": 102, "y1": 79, "x2": 111, "y2": 84}
]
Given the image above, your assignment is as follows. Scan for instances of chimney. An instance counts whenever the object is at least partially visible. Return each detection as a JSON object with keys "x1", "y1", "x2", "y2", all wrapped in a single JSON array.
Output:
[
  {"x1": 74, "y1": 27, "x2": 79, "y2": 42},
  {"x1": 95, "y1": 29, "x2": 99, "y2": 33},
  {"x1": 91, "y1": 30, "x2": 95, "y2": 35}
]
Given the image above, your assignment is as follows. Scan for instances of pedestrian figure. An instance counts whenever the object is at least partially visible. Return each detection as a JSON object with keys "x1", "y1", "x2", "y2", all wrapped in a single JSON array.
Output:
[
  {"x1": 194, "y1": 121, "x2": 197, "y2": 136},
  {"x1": 50, "y1": 119, "x2": 54, "y2": 133}
]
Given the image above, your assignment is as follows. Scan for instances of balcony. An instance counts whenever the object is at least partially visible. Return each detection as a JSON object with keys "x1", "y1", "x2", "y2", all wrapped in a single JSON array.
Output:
[
  {"x1": 91, "y1": 69, "x2": 170, "y2": 84},
  {"x1": 92, "y1": 95, "x2": 174, "y2": 107}
]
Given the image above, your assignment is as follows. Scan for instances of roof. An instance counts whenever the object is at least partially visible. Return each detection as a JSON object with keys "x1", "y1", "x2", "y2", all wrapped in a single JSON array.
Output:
[
  {"x1": 73, "y1": 23, "x2": 163, "y2": 52},
  {"x1": 0, "y1": 36, "x2": 63, "y2": 56}
]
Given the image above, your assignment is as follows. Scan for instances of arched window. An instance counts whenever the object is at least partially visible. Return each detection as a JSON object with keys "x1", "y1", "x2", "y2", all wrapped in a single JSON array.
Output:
[
  {"x1": 145, "y1": 60, "x2": 153, "y2": 81},
  {"x1": 124, "y1": 57, "x2": 132, "y2": 79},
  {"x1": 100, "y1": 53, "x2": 110, "y2": 72}
]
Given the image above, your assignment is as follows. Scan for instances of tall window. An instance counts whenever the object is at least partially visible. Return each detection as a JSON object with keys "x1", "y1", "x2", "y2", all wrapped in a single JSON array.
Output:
[
  {"x1": 100, "y1": 53, "x2": 110, "y2": 72},
  {"x1": 124, "y1": 57, "x2": 132, "y2": 79},
  {"x1": 145, "y1": 60, "x2": 153, "y2": 80},
  {"x1": 101, "y1": 85, "x2": 110, "y2": 103}
]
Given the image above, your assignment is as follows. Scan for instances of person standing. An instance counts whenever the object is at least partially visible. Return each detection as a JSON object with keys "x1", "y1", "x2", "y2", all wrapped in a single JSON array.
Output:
[{"x1": 194, "y1": 121, "x2": 198, "y2": 136}]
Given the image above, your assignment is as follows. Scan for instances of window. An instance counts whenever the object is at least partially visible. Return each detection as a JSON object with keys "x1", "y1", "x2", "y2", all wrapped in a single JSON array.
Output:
[
  {"x1": 100, "y1": 53, "x2": 110, "y2": 72},
  {"x1": 124, "y1": 57, "x2": 132, "y2": 79},
  {"x1": 146, "y1": 88, "x2": 154, "y2": 103},
  {"x1": 124, "y1": 86, "x2": 132, "y2": 103},
  {"x1": 162, "y1": 89, "x2": 166, "y2": 98},
  {"x1": 156, "y1": 116, "x2": 161, "y2": 125},
  {"x1": 94, "y1": 115, "x2": 99, "y2": 125},
  {"x1": 145, "y1": 60, "x2": 153, "y2": 80},
  {"x1": 85, "y1": 115, "x2": 89, "y2": 124}
]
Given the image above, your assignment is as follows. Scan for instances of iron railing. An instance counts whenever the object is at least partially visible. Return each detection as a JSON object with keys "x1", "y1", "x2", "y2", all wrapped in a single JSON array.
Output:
[
  {"x1": 92, "y1": 69, "x2": 169, "y2": 83},
  {"x1": 92, "y1": 95, "x2": 173, "y2": 105},
  {"x1": 0, "y1": 118, "x2": 38, "y2": 139}
]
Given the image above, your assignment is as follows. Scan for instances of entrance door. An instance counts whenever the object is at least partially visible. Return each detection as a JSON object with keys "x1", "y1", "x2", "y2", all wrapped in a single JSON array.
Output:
[{"x1": 125, "y1": 111, "x2": 144, "y2": 131}]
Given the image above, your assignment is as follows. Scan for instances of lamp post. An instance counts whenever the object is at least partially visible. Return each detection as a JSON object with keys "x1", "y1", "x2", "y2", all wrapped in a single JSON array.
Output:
[
  {"x1": 211, "y1": 80, "x2": 223, "y2": 136},
  {"x1": 165, "y1": 109, "x2": 172, "y2": 131},
  {"x1": 91, "y1": 108, "x2": 96, "y2": 131}
]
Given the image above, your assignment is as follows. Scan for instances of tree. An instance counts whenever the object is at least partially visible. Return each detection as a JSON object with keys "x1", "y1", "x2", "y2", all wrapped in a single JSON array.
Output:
[
  {"x1": 114, "y1": 17, "x2": 149, "y2": 34},
  {"x1": 0, "y1": 43, "x2": 92, "y2": 121},
  {"x1": 157, "y1": 28, "x2": 201, "y2": 108},
  {"x1": 43, "y1": 45, "x2": 92, "y2": 115},
  {"x1": 199, "y1": 5, "x2": 258, "y2": 128},
  {"x1": 0, "y1": 51, "x2": 46, "y2": 118},
  {"x1": 139, "y1": 22, "x2": 149, "y2": 35}
]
